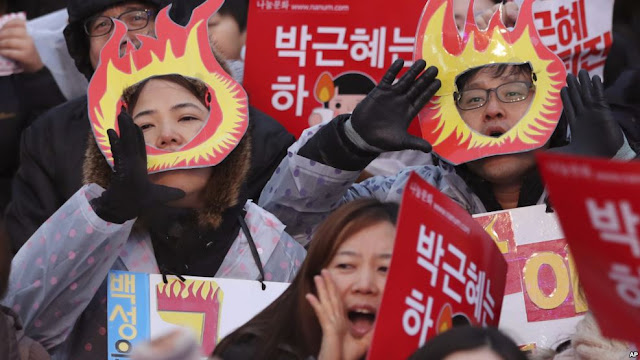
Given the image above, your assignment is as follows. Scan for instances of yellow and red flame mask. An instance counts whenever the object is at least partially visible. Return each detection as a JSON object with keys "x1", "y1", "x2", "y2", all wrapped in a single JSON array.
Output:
[
  {"x1": 415, "y1": 0, "x2": 566, "y2": 165},
  {"x1": 87, "y1": 0, "x2": 248, "y2": 173}
]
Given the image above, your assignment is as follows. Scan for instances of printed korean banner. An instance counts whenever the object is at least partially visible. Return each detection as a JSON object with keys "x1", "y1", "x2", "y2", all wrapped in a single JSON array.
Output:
[
  {"x1": 244, "y1": 0, "x2": 425, "y2": 138},
  {"x1": 107, "y1": 271, "x2": 288, "y2": 358},
  {"x1": 368, "y1": 173, "x2": 507, "y2": 360},
  {"x1": 537, "y1": 152, "x2": 640, "y2": 346},
  {"x1": 532, "y1": 0, "x2": 614, "y2": 79},
  {"x1": 474, "y1": 205, "x2": 587, "y2": 350},
  {"x1": 244, "y1": 0, "x2": 613, "y2": 139}
]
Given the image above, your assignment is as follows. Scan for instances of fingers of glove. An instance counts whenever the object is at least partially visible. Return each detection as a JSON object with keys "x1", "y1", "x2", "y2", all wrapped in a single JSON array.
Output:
[
  {"x1": 379, "y1": 59, "x2": 404, "y2": 86},
  {"x1": 401, "y1": 134, "x2": 432, "y2": 153},
  {"x1": 107, "y1": 128, "x2": 123, "y2": 170},
  {"x1": 591, "y1": 74, "x2": 607, "y2": 105},
  {"x1": 412, "y1": 78, "x2": 442, "y2": 114},
  {"x1": 560, "y1": 87, "x2": 577, "y2": 130},
  {"x1": 406, "y1": 66, "x2": 439, "y2": 102},
  {"x1": 133, "y1": 118, "x2": 148, "y2": 163},
  {"x1": 566, "y1": 73, "x2": 584, "y2": 112},
  {"x1": 395, "y1": 59, "x2": 426, "y2": 93},
  {"x1": 117, "y1": 111, "x2": 139, "y2": 158},
  {"x1": 577, "y1": 69, "x2": 593, "y2": 106},
  {"x1": 147, "y1": 184, "x2": 186, "y2": 205}
]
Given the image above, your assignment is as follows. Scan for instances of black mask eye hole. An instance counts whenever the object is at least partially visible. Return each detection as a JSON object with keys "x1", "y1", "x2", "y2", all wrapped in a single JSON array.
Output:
[{"x1": 335, "y1": 102, "x2": 342, "y2": 109}]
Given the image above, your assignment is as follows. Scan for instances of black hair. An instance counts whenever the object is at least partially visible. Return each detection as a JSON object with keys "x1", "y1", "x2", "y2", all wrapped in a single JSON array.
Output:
[
  {"x1": 333, "y1": 73, "x2": 376, "y2": 95},
  {"x1": 455, "y1": 63, "x2": 534, "y2": 91},
  {"x1": 408, "y1": 326, "x2": 528, "y2": 360},
  {"x1": 218, "y1": 0, "x2": 249, "y2": 32}
]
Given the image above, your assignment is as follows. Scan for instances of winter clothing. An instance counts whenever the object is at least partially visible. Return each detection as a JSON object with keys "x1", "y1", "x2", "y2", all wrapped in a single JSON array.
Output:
[
  {"x1": 258, "y1": 116, "x2": 636, "y2": 245},
  {"x1": 4, "y1": 97, "x2": 295, "y2": 252},
  {"x1": 0, "y1": 305, "x2": 50, "y2": 360},
  {"x1": 0, "y1": 67, "x2": 66, "y2": 216},
  {"x1": 1, "y1": 123, "x2": 306, "y2": 359},
  {"x1": 550, "y1": 313, "x2": 633, "y2": 360}
]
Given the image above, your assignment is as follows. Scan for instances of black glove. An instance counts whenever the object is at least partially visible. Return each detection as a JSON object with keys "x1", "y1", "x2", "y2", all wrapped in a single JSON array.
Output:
[
  {"x1": 91, "y1": 112, "x2": 186, "y2": 224},
  {"x1": 556, "y1": 70, "x2": 624, "y2": 158},
  {"x1": 349, "y1": 59, "x2": 441, "y2": 153}
]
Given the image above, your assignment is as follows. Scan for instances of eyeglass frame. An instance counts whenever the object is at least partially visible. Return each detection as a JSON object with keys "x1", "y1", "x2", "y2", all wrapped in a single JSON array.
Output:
[
  {"x1": 83, "y1": 9, "x2": 156, "y2": 37},
  {"x1": 454, "y1": 81, "x2": 536, "y2": 111}
]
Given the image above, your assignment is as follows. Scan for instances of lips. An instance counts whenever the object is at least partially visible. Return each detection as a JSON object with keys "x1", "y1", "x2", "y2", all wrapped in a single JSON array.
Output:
[
  {"x1": 483, "y1": 125, "x2": 507, "y2": 138},
  {"x1": 346, "y1": 304, "x2": 377, "y2": 338}
]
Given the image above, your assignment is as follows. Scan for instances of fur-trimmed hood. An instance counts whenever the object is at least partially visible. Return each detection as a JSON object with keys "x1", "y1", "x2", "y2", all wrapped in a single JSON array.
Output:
[{"x1": 82, "y1": 128, "x2": 252, "y2": 229}]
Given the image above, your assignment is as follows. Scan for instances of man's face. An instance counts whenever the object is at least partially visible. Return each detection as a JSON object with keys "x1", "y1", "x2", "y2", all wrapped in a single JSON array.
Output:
[
  {"x1": 207, "y1": 13, "x2": 246, "y2": 61},
  {"x1": 328, "y1": 87, "x2": 367, "y2": 117},
  {"x1": 457, "y1": 65, "x2": 539, "y2": 185},
  {"x1": 88, "y1": 2, "x2": 156, "y2": 69}
]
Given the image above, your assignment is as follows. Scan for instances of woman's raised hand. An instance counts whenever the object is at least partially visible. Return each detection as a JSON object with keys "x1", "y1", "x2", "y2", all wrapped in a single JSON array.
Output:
[
  {"x1": 306, "y1": 269, "x2": 373, "y2": 360},
  {"x1": 91, "y1": 111, "x2": 185, "y2": 223}
]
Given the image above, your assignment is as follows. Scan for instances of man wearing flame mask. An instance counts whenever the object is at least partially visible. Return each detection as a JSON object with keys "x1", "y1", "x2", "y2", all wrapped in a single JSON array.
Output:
[
  {"x1": 4, "y1": 0, "x2": 295, "y2": 253},
  {"x1": 260, "y1": 58, "x2": 633, "y2": 245}
]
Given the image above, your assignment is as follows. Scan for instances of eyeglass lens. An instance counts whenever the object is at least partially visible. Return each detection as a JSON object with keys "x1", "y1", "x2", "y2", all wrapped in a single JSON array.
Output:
[
  {"x1": 457, "y1": 82, "x2": 531, "y2": 110},
  {"x1": 86, "y1": 10, "x2": 150, "y2": 37}
]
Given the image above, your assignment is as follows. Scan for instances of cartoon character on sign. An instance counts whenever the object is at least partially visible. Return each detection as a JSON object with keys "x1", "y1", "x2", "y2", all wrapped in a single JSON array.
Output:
[
  {"x1": 87, "y1": 0, "x2": 248, "y2": 173},
  {"x1": 156, "y1": 279, "x2": 223, "y2": 355},
  {"x1": 414, "y1": 0, "x2": 566, "y2": 165},
  {"x1": 307, "y1": 71, "x2": 375, "y2": 127}
]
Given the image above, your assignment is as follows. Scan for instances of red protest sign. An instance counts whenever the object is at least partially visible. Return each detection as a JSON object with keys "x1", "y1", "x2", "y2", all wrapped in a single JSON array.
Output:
[
  {"x1": 368, "y1": 173, "x2": 507, "y2": 360},
  {"x1": 244, "y1": 0, "x2": 425, "y2": 138},
  {"x1": 537, "y1": 152, "x2": 640, "y2": 345}
]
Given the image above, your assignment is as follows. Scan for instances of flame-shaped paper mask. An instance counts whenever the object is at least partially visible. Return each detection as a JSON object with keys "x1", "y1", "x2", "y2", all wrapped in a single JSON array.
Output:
[
  {"x1": 87, "y1": 0, "x2": 248, "y2": 173},
  {"x1": 415, "y1": 0, "x2": 566, "y2": 165}
]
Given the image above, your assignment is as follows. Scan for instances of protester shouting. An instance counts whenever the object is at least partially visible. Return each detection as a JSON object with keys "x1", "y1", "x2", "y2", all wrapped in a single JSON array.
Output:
[{"x1": 214, "y1": 199, "x2": 398, "y2": 360}]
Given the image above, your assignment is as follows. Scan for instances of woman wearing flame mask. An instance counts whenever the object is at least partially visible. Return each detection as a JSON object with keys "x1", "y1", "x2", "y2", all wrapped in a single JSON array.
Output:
[{"x1": 0, "y1": 73, "x2": 306, "y2": 360}]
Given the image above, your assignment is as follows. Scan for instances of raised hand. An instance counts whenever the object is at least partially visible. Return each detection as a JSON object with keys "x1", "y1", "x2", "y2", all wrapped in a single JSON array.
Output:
[
  {"x1": 91, "y1": 111, "x2": 185, "y2": 223},
  {"x1": 0, "y1": 19, "x2": 43, "y2": 73},
  {"x1": 558, "y1": 70, "x2": 624, "y2": 158},
  {"x1": 349, "y1": 59, "x2": 440, "y2": 153},
  {"x1": 306, "y1": 270, "x2": 372, "y2": 360}
]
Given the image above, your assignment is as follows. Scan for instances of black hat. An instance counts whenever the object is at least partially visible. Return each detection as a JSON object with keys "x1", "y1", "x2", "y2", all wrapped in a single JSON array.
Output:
[{"x1": 64, "y1": 0, "x2": 169, "y2": 79}]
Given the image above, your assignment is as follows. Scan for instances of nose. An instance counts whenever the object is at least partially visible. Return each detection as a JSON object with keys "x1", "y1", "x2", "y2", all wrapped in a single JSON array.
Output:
[
  {"x1": 155, "y1": 125, "x2": 186, "y2": 151},
  {"x1": 352, "y1": 268, "x2": 380, "y2": 295},
  {"x1": 483, "y1": 91, "x2": 505, "y2": 121}
]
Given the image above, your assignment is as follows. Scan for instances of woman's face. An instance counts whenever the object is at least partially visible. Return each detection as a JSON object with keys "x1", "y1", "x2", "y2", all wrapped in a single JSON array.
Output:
[
  {"x1": 131, "y1": 78, "x2": 212, "y2": 207},
  {"x1": 327, "y1": 221, "x2": 396, "y2": 339}
]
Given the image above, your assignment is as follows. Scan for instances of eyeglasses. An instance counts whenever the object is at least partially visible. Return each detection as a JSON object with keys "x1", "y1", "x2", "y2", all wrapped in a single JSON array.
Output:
[
  {"x1": 454, "y1": 81, "x2": 535, "y2": 110},
  {"x1": 83, "y1": 9, "x2": 155, "y2": 37}
]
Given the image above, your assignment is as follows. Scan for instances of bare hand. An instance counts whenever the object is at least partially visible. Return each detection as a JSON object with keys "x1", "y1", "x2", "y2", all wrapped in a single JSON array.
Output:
[
  {"x1": 475, "y1": 0, "x2": 519, "y2": 30},
  {"x1": 0, "y1": 19, "x2": 43, "y2": 73},
  {"x1": 306, "y1": 269, "x2": 372, "y2": 360}
]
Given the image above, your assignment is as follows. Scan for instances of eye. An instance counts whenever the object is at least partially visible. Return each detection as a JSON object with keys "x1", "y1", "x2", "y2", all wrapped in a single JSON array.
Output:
[
  {"x1": 179, "y1": 116, "x2": 199, "y2": 122},
  {"x1": 138, "y1": 123, "x2": 153, "y2": 131},
  {"x1": 335, "y1": 263, "x2": 354, "y2": 270},
  {"x1": 378, "y1": 266, "x2": 389, "y2": 274},
  {"x1": 93, "y1": 20, "x2": 110, "y2": 30}
]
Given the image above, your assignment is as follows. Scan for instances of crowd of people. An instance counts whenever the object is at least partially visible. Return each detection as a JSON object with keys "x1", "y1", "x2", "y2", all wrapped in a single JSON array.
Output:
[{"x1": 0, "y1": 0, "x2": 639, "y2": 359}]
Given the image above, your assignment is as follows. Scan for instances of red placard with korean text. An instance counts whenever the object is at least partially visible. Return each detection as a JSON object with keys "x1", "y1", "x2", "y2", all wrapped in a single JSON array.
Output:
[
  {"x1": 537, "y1": 152, "x2": 640, "y2": 345},
  {"x1": 244, "y1": 0, "x2": 430, "y2": 138},
  {"x1": 244, "y1": 0, "x2": 613, "y2": 139},
  {"x1": 367, "y1": 173, "x2": 507, "y2": 360},
  {"x1": 532, "y1": 0, "x2": 613, "y2": 78}
]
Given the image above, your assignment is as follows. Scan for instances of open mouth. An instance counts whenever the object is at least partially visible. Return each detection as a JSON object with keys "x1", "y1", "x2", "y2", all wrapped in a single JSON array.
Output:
[
  {"x1": 347, "y1": 307, "x2": 377, "y2": 338},
  {"x1": 484, "y1": 126, "x2": 507, "y2": 138}
]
